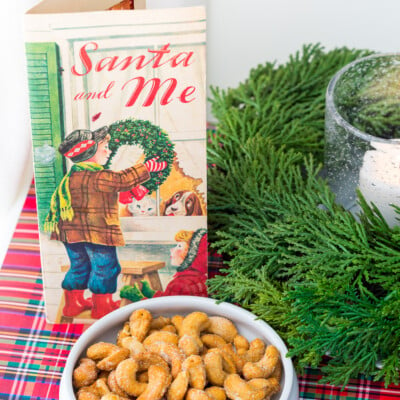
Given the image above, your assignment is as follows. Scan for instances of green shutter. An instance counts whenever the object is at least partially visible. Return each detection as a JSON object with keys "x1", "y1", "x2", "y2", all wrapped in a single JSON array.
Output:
[{"x1": 25, "y1": 43, "x2": 65, "y2": 231}]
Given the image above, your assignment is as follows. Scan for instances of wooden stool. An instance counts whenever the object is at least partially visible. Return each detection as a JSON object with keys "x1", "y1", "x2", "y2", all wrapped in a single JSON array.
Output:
[
  {"x1": 119, "y1": 261, "x2": 165, "y2": 307},
  {"x1": 55, "y1": 260, "x2": 165, "y2": 323}
]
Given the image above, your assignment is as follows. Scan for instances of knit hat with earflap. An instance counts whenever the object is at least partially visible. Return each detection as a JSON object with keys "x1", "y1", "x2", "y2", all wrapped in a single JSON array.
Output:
[{"x1": 59, "y1": 126, "x2": 109, "y2": 162}]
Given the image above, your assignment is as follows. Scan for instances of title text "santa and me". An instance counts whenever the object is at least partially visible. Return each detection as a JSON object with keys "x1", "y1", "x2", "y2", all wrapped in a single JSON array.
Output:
[{"x1": 71, "y1": 42, "x2": 198, "y2": 107}]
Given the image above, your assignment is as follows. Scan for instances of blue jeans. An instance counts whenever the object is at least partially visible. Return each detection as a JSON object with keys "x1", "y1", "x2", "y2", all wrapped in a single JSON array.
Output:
[{"x1": 62, "y1": 242, "x2": 121, "y2": 294}]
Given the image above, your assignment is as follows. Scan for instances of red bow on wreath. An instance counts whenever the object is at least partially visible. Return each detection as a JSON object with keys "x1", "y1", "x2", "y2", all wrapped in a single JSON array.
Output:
[
  {"x1": 119, "y1": 157, "x2": 167, "y2": 203},
  {"x1": 119, "y1": 185, "x2": 150, "y2": 203}
]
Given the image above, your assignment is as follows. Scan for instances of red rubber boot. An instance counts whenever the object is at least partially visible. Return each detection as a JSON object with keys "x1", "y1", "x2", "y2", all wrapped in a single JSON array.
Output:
[
  {"x1": 63, "y1": 289, "x2": 92, "y2": 317},
  {"x1": 91, "y1": 293, "x2": 121, "y2": 319},
  {"x1": 75, "y1": 290, "x2": 92, "y2": 309}
]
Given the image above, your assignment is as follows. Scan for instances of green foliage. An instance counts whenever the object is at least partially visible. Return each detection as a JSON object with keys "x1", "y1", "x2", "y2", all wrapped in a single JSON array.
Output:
[
  {"x1": 206, "y1": 44, "x2": 400, "y2": 386},
  {"x1": 106, "y1": 119, "x2": 175, "y2": 193},
  {"x1": 287, "y1": 284, "x2": 400, "y2": 387},
  {"x1": 119, "y1": 284, "x2": 144, "y2": 302}
]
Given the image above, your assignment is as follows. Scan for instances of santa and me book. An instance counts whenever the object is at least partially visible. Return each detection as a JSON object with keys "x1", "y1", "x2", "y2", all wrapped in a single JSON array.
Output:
[{"x1": 24, "y1": 0, "x2": 207, "y2": 323}]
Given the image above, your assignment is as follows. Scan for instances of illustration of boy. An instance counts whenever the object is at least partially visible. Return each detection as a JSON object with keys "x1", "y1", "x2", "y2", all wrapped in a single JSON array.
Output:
[{"x1": 45, "y1": 126, "x2": 167, "y2": 319}]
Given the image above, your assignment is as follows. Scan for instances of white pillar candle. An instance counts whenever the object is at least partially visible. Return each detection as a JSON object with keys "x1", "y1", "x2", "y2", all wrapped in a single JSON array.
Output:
[{"x1": 359, "y1": 141, "x2": 400, "y2": 227}]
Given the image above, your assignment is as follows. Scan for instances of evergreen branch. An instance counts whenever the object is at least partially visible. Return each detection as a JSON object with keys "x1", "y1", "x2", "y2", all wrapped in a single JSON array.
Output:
[{"x1": 207, "y1": 44, "x2": 400, "y2": 386}]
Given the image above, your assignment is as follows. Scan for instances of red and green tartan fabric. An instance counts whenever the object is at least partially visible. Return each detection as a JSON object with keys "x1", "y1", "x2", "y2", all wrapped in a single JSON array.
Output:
[{"x1": 1, "y1": 184, "x2": 400, "y2": 399}]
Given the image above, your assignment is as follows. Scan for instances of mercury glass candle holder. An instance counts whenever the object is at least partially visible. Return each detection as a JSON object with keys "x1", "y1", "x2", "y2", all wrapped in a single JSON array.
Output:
[{"x1": 325, "y1": 53, "x2": 400, "y2": 226}]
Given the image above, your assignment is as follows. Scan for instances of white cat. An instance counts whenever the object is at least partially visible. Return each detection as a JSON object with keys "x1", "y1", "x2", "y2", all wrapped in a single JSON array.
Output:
[{"x1": 127, "y1": 196, "x2": 157, "y2": 216}]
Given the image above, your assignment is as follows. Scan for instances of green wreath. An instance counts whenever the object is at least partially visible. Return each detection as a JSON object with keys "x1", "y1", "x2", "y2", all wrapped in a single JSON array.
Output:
[{"x1": 105, "y1": 119, "x2": 175, "y2": 193}]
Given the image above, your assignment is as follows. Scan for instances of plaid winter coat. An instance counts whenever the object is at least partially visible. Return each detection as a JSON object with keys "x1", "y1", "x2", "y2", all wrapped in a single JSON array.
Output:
[{"x1": 51, "y1": 164, "x2": 150, "y2": 246}]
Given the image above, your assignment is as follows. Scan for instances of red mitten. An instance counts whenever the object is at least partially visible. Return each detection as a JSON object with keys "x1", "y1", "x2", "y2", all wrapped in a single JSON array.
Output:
[
  {"x1": 131, "y1": 185, "x2": 149, "y2": 201},
  {"x1": 145, "y1": 157, "x2": 167, "y2": 172},
  {"x1": 119, "y1": 190, "x2": 133, "y2": 204}
]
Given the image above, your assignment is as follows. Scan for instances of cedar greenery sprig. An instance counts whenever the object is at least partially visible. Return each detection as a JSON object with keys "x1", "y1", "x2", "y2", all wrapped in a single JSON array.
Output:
[
  {"x1": 287, "y1": 283, "x2": 400, "y2": 387},
  {"x1": 206, "y1": 44, "x2": 400, "y2": 386}
]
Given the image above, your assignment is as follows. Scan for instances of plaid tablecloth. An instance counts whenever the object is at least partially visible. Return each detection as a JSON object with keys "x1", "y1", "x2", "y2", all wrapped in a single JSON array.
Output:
[{"x1": 1, "y1": 185, "x2": 400, "y2": 400}]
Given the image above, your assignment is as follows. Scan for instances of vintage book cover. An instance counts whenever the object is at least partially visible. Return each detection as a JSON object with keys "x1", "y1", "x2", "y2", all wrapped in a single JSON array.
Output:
[{"x1": 24, "y1": 0, "x2": 207, "y2": 323}]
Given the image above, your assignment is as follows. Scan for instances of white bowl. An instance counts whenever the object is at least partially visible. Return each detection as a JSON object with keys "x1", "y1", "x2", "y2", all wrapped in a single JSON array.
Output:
[{"x1": 60, "y1": 296, "x2": 299, "y2": 400}]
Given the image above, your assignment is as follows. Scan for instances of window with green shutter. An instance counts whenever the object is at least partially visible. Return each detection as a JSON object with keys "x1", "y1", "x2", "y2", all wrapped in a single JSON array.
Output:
[{"x1": 25, "y1": 42, "x2": 65, "y2": 230}]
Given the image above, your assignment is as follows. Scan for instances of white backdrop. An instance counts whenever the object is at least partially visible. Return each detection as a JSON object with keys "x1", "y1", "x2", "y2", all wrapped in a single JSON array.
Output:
[{"x1": 1, "y1": 0, "x2": 400, "y2": 262}]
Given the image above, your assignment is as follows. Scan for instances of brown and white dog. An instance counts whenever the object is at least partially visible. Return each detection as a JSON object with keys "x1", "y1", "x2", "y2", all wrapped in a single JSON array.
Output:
[{"x1": 163, "y1": 191, "x2": 203, "y2": 216}]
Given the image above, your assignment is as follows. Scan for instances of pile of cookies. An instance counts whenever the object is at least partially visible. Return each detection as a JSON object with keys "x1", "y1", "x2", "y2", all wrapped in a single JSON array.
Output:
[{"x1": 73, "y1": 309, "x2": 282, "y2": 400}]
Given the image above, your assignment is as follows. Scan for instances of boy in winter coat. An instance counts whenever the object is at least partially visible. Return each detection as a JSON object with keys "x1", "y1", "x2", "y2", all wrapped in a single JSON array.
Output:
[{"x1": 45, "y1": 126, "x2": 167, "y2": 318}]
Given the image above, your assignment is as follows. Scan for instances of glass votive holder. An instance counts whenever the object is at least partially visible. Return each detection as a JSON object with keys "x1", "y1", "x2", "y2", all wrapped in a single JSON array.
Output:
[{"x1": 325, "y1": 53, "x2": 400, "y2": 226}]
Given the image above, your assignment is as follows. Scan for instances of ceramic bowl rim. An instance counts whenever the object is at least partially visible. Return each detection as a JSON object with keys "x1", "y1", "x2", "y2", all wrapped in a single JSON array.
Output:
[{"x1": 59, "y1": 295, "x2": 296, "y2": 400}]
